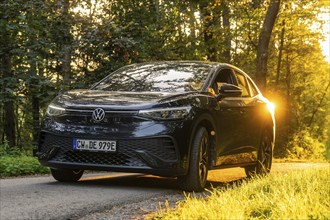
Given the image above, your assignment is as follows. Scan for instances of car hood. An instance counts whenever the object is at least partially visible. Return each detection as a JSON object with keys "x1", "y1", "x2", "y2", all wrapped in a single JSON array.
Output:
[{"x1": 52, "y1": 89, "x2": 196, "y2": 110}]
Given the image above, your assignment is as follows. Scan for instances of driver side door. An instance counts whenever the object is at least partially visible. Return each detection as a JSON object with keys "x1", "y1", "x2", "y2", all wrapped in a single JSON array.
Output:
[{"x1": 213, "y1": 68, "x2": 256, "y2": 166}]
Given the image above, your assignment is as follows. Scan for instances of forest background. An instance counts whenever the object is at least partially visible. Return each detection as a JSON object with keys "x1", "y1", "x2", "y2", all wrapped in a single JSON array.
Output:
[{"x1": 1, "y1": 0, "x2": 329, "y2": 160}]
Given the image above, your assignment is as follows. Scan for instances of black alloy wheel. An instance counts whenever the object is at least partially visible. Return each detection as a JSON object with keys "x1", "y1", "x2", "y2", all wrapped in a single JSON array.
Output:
[
  {"x1": 51, "y1": 168, "x2": 84, "y2": 182},
  {"x1": 245, "y1": 130, "x2": 273, "y2": 177},
  {"x1": 178, "y1": 127, "x2": 209, "y2": 192}
]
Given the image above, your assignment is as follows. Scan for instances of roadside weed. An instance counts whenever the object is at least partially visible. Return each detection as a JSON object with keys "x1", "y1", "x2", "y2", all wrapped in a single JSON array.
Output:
[{"x1": 155, "y1": 167, "x2": 330, "y2": 219}]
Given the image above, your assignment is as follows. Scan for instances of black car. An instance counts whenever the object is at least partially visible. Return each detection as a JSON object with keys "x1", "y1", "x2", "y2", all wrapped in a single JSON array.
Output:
[{"x1": 36, "y1": 61, "x2": 275, "y2": 191}]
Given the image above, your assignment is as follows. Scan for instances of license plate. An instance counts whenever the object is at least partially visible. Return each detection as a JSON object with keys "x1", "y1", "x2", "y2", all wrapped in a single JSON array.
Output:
[{"x1": 72, "y1": 139, "x2": 116, "y2": 152}]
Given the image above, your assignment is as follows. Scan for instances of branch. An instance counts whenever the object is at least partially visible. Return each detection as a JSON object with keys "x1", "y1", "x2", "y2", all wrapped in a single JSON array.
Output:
[{"x1": 308, "y1": 80, "x2": 330, "y2": 127}]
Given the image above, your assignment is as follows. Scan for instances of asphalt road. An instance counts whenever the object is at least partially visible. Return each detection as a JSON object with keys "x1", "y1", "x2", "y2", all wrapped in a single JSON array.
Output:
[{"x1": 0, "y1": 163, "x2": 328, "y2": 220}]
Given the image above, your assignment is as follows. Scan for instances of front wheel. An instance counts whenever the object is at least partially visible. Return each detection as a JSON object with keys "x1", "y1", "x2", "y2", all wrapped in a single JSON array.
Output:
[
  {"x1": 51, "y1": 168, "x2": 84, "y2": 182},
  {"x1": 245, "y1": 130, "x2": 273, "y2": 177},
  {"x1": 178, "y1": 127, "x2": 209, "y2": 192}
]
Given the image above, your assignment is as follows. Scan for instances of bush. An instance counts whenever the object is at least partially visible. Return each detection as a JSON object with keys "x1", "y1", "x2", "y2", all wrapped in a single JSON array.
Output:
[
  {"x1": 286, "y1": 130, "x2": 326, "y2": 160},
  {"x1": 0, "y1": 142, "x2": 49, "y2": 177},
  {"x1": 0, "y1": 155, "x2": 49, "y2": 177},
  {"x1": 0, "y1": 141, "x2": 34, "y2": 157}
]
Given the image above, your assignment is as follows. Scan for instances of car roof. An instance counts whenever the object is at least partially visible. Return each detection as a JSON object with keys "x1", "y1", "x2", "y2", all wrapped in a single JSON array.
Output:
[{"x1": 127, "y1": 61, "x2": 245, "y2": 73}]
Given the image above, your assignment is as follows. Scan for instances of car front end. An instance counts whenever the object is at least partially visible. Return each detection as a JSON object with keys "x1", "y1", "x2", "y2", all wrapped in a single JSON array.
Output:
[{"x1": 36, "y1": 90, "x2": 198, "y2": 177}]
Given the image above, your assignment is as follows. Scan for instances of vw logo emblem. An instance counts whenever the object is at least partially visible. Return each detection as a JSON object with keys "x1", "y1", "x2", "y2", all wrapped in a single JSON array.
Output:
[{"x1": 92, "y1": 108, "x2": 105, "y2": 122}]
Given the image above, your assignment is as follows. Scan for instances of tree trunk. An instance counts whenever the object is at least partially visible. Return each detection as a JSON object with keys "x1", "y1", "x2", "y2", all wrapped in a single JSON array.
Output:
[
  {"x1": 221, "y1": 0, "x2": 231, "y2": 62},
  {"x1": 3, "y1": 52, "x2": 16, "y2": 148},
  {"x1": 284, "y1": 54, "x2": 292, "y2": 133},
  {"x1": 61, "y1": 0, "x2": 72, "y2": 87},
  {"x1": 15, "y1": 103, "x2": 20, "y2": 146},
  {"x1": 200, "y1": 1, "x2": 217, "y2": 62},
  {"x1": 154, "y1": 0, "x2": 160, "y2": 22},
  {"x1": 256, "y1": 0, "x2": 280, "y2": 91},
  {"x1": 4, "y1": 101, "x2": 16, "y2": 147},
  {"x1": 189, "y1": 0, "x2": 197, "y2": 57},
  {"x1": 29, "y1": 59, "x2": 40, "y2": 145},
  {"x1": 1, "y1": 107, "x2": 4, "y2": 143},
  {"x1": 1, "y1": 31, "x2": 16, "y2": 147},
  {"x1": 276, "y1": 20, "x2": 285, "y2": 87},
  {"x1": 32, "y1": 96, "x2": 40, "y2": 144}
]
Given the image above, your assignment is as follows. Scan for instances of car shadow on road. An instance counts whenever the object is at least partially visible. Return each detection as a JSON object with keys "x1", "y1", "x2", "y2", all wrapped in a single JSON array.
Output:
[
  {"x1": 79, "y1": 174, "x2": 180, "y2": 190},
  {"x1": 45, "y1": 171, "x2": 248, "y2": 194},
  {"x1": 44, "y1": 173, "x2": 176, "y2": 190}
]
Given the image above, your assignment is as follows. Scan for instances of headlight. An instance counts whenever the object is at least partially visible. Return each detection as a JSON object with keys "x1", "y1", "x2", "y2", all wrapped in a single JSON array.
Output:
[
  {"x1": 267, "y1": 102, "x2": 275, "y2": 114},
  {"x1": 138, "y1": 106, "x2": 192, "y2": 120},
  {"x1": 46, "y1": 104, "x2": 66, "y2": 116}
]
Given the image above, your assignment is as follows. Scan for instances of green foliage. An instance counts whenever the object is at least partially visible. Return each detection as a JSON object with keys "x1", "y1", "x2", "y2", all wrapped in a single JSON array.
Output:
[
  {"x1": 0, "y1": 155, "x2": 49, "y2": 177},
  {"x1": 0, "y1": 142, "x2": 49, "y2": 177},
  {"x1": 266, "y1": 0, "x2": 330, "y2": 158},
  {"x1": 0, "y1": 141, "x2": 23, "y2": 157},
  {"x1": 0, "y1": 0, "x2": 329, "y2": 159},
  {"x1": 154, "y1": 168, "x2": 330, "y2": 219},
  {"x1": 286, "y1": 130, "x2": 326, "y2": 160}
]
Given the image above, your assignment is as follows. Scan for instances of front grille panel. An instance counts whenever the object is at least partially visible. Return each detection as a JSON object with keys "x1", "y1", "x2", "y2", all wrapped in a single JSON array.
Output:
[
  {"x1": 39, "y1": 133, "x2": 177, "y2": 167},
  {"x1": 56, "y1": 115, "x2": 143, "y2": 124},
  {"x1": 54, "y1": 149, "x2": 144, "y2": 166},
  {"x1": 56, "y1": 110, "x2": 143, "y2": 124},
  {"x1": 119, "y1": 138, "x2": 177, "y2": 161}
]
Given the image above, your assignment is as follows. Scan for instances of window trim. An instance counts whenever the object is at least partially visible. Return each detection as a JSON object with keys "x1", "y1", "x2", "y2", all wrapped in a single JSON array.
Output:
[
  {"x1": 208, "y1": 68, "x2": 237, "y2": 95},
  {"x1": 234, "y1": 70, "x2": 251, "y2": 97},
  {"x1": 246, "y1": 77, "x2": 260, "y2": 97}
]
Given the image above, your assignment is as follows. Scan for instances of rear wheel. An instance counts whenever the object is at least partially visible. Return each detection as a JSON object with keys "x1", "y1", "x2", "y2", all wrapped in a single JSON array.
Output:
[
  {"x1": 245, "y1": 130, "x2": 273, "y2": 177},
  {"x1": 178, "y1": 127, "x2": 209, "y2": 192},
  {"x1": 51, "y1": 168, "x2": 84, "y2": 182}
]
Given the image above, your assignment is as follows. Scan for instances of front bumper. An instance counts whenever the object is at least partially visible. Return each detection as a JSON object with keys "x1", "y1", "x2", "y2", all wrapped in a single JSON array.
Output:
[{"x1": 36, "y1": 116, "x2": 193, "y2": 176}]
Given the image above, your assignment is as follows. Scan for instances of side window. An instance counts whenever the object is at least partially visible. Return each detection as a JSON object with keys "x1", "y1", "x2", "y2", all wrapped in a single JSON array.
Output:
[
  {"x1": 209, "y1": 69, "x2": 235, "y2": 95},
  {"x1": 247, "y1": 77, "x2": 259, "y2": 97},
  {"x1": 235, "y1": 71, "x2": 250, "y2": 97}
]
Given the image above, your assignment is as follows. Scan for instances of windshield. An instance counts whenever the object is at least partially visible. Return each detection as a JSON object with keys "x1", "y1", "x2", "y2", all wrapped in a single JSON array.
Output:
[{"x1": 93, "y1": 62, "x2": 213, "y2": 92}]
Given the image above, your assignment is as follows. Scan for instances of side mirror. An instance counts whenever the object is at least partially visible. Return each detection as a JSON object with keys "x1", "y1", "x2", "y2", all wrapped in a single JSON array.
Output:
[{"x1": 216, "y1": 83, "x2": 243, "y2": 101}]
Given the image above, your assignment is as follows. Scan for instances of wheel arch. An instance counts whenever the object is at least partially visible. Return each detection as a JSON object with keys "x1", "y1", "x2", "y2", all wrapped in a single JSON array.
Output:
[
  {"x1": 262, "y1": 116, "x2": 275, "y2": 147},
  {"x1": 187, "y1": 113, "x2": 217, "y2": 169}
]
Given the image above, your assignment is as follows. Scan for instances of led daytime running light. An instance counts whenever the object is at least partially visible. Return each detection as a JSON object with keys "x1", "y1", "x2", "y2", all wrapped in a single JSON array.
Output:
[
  {"x1": 46, "y1": 104, "x2": 66, "y2": 116},
  {"x1": 139, "y1": 106, "x2": 191, "y2": 120}
]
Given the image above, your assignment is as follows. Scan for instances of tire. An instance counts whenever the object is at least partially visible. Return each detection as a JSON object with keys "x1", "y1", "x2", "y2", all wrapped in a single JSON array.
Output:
[
  {"x1": 178, "y1": 127, "x2": 209, "y2": 192},
  {"x1": 245, "y1": 130, "x2": 273, "y2": 177},
  {"x1": 51, "y1": 168, "x2": 84, "y2": 182}
]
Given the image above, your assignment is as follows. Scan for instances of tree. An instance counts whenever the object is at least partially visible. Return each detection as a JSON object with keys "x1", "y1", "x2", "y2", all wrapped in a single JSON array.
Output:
[
  {"x1": 221, "y1": 0, "x2": 231, "y2": 62},
  {"x1": 256, "y1": 0, "x2": 280, "y2": 91},
  {"x1": 266, "y1": 0, "x2": 330, "y2": 157},
  {"x1": 0, "y1": 0, "x2": 19, "y2": 147},
  {"x1": 0, "y1": 0, "x2": 328, "y2": 160}
]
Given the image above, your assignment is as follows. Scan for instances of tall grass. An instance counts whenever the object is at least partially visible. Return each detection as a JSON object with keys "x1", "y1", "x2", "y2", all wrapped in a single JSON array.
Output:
[{"x1": 155, "y1": 168, "x2": 330, "y2": 219}]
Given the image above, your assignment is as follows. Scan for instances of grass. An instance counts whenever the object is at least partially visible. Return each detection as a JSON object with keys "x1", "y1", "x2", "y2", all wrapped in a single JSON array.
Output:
[
  {"x1": 273, "y1": 158, "x2": 327, "y2": 163},
  {"x1": 0, "y1": 155, "x2": 49, "y2": 177},
  {"x1": 154, "y1": 167, "x2": 330, "y2": 219}
]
